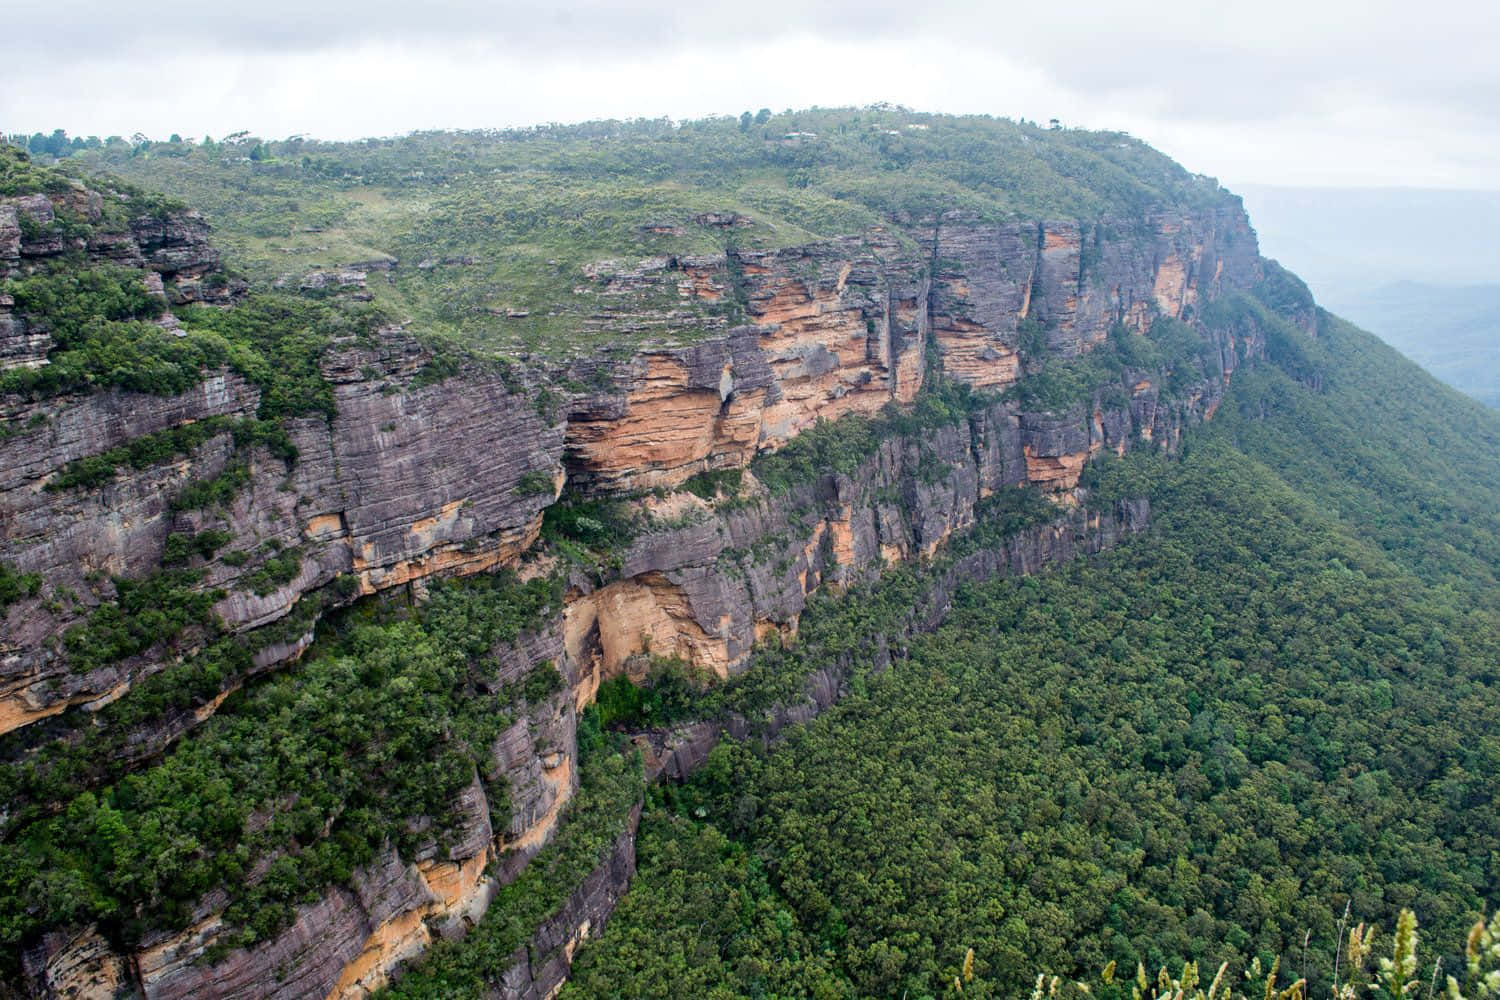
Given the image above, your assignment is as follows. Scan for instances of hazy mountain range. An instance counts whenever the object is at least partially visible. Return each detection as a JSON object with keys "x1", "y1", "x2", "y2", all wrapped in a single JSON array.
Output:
[{"x1": 1238, "y1": 184, "x2": 1500, "y2": 406}]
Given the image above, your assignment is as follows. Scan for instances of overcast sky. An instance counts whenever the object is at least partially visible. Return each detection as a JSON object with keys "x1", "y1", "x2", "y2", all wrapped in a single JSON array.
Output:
[{"x1": 4, "y1": 0, "x2": 1495, "y2": 190}]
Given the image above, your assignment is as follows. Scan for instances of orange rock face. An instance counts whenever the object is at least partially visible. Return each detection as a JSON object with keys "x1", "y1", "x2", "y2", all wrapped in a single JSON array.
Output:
[
  {"x1": 566, "y1": 355, "x2": 748, "y2": 492},
  {"x1": 753, "y1": 273, "x2": 902, "y2": 448},
  {"x1": 564, "y1": 571, "x2": 732, "y2": 693},
  {"x1": 1152, "y1": 247, "x2": 1195, "y2": 317},
  {"x1": 563, "y1": 239, "x2": 928, "y2": 493},
  {"x1": 353, "y1": 511, "x2": 544, "y2": 596},
  {"x1": 330, "y1": 906, "x2": 432, "y2": 999},
  {"x1": 1024, "y1": 446, "x2": 1090, "y2": 491},
  {"x1": 935, "y1": 317, "x2": 1022, "y2": 390}
]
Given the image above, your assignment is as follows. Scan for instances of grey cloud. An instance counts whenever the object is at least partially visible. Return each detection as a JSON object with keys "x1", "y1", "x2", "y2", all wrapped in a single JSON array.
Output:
[
  {"x1": 16, "y1": 0, "x2": 1496, "y2": 121},
  {"x1": 3, "y1": 0, "x2": 1495, "y2": 188}
]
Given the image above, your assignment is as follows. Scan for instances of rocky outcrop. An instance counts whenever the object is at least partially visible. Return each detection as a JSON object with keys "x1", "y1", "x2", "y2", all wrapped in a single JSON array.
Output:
[
  {"x1": 0, "y1": 336, "x2": 566, "y2": 737},
  {"x1": 0, "y1": 300, "x2": 49, "y2": 371},
  {"x1": 488, "y1": 802, "x2": 642, "y2": 1000},
  {"x1": 562, "y1": 344, "x2": 1243, "y2": 692},
  {"x1": 564, "y1": 234, "x2": 927, "y2": 494},
  {"x1": 1, "y1": 179, "x2": 240, "y2": 296},
  {"x1": 926, "y1": 206, "x2": 1259, "y2": 383},
  {"x1": 7, "y1": 168, "x2": 1277, "y2": 1000},
  {"x1": 0, "y1": 180, "x2": 242, "y2": 377},
  {"x1": 126, "y1": 211, "x2": 243, "y2": 304}
]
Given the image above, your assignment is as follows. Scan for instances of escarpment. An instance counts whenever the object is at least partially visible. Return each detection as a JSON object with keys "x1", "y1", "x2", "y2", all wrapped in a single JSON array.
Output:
[
  {"x1": 0, "y1": 336, "x2": 566, "y2": 736},
  {"x1": 4, "y1": 147, "x2": 1301, "y2": 1000},
  {"x1": 925, "y1": 205, "x2": 1256, "y2": 381},
  {"x1": 562, "y1": 234, "x2": 928, "y2": 495}
]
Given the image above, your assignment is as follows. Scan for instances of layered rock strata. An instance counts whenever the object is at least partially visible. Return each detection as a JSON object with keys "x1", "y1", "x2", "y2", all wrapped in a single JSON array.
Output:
[
  {"x1": 490, "y1": 497, "x2": 1151, "y2": 1000},
  {"x1": 0, "y1": 339, "x2": 566, "y2": 736},
  {"x1": 564, "y1": 234, "x2": 928, "y2": 494},
  {"x1": 925, "y1": 206, "x2": 1257, "y2": 382},
  {"x1": 16, "y1": 396, "x2": 1196, "y2": 999},
  {"x1": 8, "y1": 186, "x2": 1272, "y2": 999}
]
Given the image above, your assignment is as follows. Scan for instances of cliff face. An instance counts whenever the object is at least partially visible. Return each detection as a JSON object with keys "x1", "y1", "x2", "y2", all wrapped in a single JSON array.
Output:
[
  {"x1": 927, "y1": 206, "x2": 1257, "y2": 382},
  {"x1": 488, "y1": 802, "x2": 643, "y2": 1000},
  {"x1": 0, "y1": 338, "x2": 565, "y2": 736},
  {"x1": 5, "y1": 169, "x2": 1271, "y2": 1000},
  {"x1": 562, "y1": 233, "x2": 928, "y2": 495},
  {"x1": 0, "y1": 202, "x2": 1257, "y2": 737}
]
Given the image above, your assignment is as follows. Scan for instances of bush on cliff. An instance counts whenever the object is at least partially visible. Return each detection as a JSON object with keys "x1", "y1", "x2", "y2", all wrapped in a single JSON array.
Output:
[{"x1": 0, "y1": 572, "x2": 563, "y2": 968}]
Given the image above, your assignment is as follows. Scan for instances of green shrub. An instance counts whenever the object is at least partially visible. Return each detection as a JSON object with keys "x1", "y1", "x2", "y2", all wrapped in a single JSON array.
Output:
[
  {"x1": 513, "y1": 470, "x2": 556, "y2": 496},
  {"x1": 1016, "y1": 315, "x2": 1049, "y2": 361},
  {"x1": 542, "y1": 495, "x2": 639, "y2": 554},
  {"x1": 174, "y1": 294, "x2": 386, "y2": 421},
  {"x1": 63, "y1": 569, "x2": 223, "y2": 671},
  {"x1": 0, "y1": 561, "x2": 42, "y2": 609},
  {"x1": 172, "y1": 462, "x2": 252, "y2": 510},
  {"x1": 240, "y1": 549, "x2": 302, "y2": 596},
  {"x1": 44, "y1": 417, "x2": 287, "y2": 492},
  {"x1": 681, "y1": 467, "x2": 744, "y2": 500},
  {"x1": 521, "y1": 662, "x2": 565, "y2": 703},
  {"x1": 752, "y1": 378, "x2": 990, "y2": 495},
  {"x1": 161, "y1": 529, "x2": 233, "y2": 565}
]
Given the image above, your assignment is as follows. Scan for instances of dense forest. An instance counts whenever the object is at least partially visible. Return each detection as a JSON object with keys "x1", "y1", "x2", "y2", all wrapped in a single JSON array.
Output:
[
  {"x1": 4, "y1": 109, "x2": 1499, "y2": 1000},
  {"x1": 552, "y1": 318, "x2": 1500, "y2": 997},
  {"x1": 346, "y1": 302, "x2": 1500, "y2": 997}
]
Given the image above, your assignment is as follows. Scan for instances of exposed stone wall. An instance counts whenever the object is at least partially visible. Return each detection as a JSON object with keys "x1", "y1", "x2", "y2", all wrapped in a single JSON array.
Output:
[
  {"x1": 0, "y1": 338, "x2": 566, "y2": 736},
  {"x1": 563, "y1": 234, "x2": 928, "y2": 495},
  {"x1": 925, "y1": 206, "x2": 1260, "y2": 386},
  {"x1": 9, "y1": 184, "x2": 1272, "y2": 999}
]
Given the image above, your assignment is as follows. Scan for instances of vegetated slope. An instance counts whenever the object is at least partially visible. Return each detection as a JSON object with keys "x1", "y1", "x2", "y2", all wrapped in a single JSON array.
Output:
[
  {"x1": 11, "y1": 113, "x2": 1489, "y2": 999},
  {"x1": 560, "y1": 315, "x2": 1500, "y2": 999},
  {"x1": 5, "y1": 112, "x2": 1265, "y2": 997},
  {"x1": 68, "y1": 109, "x2": 1230, "y2": 357}
]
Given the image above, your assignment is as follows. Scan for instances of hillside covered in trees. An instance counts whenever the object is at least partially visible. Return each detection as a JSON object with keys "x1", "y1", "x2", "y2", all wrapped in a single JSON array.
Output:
[
  {"x1": 559, "y1": 313, "x2": 1500, "y2": 998},
  {"x1": 2, "y1": 109, "x2": 1498, "y2": 1000}
]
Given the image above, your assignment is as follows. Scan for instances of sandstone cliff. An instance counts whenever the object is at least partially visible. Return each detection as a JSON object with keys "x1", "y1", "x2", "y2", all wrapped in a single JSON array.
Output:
[{"x1": 4, "y1": 158, "x2": 1279, "y2": 999}]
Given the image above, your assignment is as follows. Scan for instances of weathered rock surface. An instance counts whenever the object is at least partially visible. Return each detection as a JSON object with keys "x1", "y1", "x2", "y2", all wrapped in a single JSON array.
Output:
[
  {"x1": 487, "y1": 802, "x2": 642, "y2": 1000},
  {"x1": 10, "y1": 179, "x2": 1277, "y2": 1000},
  {"x1": 0, "y1": 338, "x2": 566, "y2": 736},
  {"x1": 925, "y1": 206, "x2": 1259, "y2": 384},
  {"x1": 564, "y1": 234, "x2": 927, "y2": 494},
  {"x1": 562, "y1": 336, "x2": 1244, "y2": 693}
]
